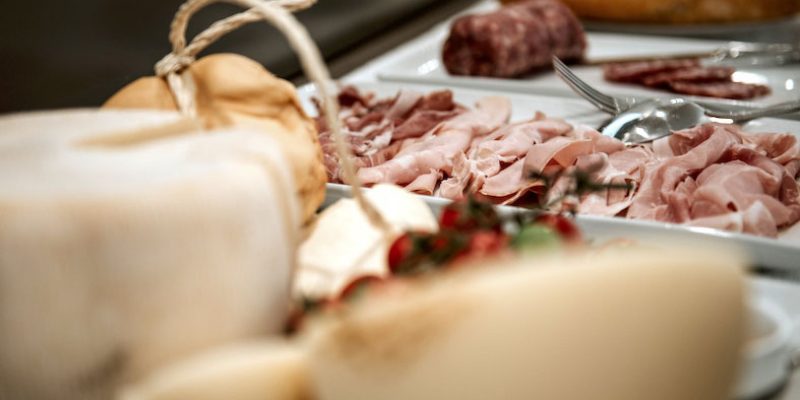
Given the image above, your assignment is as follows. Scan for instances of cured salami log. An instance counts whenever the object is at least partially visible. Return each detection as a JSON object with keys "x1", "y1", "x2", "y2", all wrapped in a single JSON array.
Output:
[{"x1": 442, "y1": 0, "x2": 587, "y2": 78}]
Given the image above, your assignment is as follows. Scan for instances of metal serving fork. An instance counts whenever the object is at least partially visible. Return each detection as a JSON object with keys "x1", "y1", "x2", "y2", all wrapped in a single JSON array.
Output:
[{"x1": 551, "y1": 56, "x2": 800, "y2": 126}]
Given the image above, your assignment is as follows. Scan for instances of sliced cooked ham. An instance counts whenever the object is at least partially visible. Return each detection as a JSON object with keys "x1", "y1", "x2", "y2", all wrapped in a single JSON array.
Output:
[
  {"x1": 627, "y1": 125, "x2": 742, "y2": 221},
  {"x1": 319, "y1": 87, "x2": 800, "y2": 238},
  {"x1": 405, "y1": 169, "x2": 441, "y2": 196}
]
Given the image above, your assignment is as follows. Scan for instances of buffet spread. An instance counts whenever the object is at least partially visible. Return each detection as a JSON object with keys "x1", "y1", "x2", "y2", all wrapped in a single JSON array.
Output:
[{"x1": 1, "y1": 0, "x2": 799, "y2": 399}]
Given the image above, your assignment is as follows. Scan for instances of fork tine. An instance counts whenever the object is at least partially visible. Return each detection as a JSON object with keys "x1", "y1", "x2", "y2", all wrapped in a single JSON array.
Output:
[
  {"x1": 552, "y1": 56, "x2": 620, "y2": 113},
  {"x1": 552, "y1": 58, "x2": 615, "y2": 105},
  {"x1": 552, "y1": 57, "x2": 619, "y2": 114}
]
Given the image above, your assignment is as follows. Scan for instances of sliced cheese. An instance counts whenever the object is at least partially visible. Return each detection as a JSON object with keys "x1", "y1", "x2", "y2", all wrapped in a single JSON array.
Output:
[
  {"x1": 307, "y1": 246, "x2": 747, "y2": 400},
  {"x1": 0, "y1": 109, "x2": 300, "y2": 400},
  {"x1": 295, "y1": 184, "x2": 438, "y2": 299}
]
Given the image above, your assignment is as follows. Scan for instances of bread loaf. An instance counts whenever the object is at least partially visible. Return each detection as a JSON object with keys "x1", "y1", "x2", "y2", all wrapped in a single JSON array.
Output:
[
  {"x1": 104, "y1": 53, "x2": 326, "y2": 223},
  {"x1": 501, "y1": 0, "x2": 800, "y2": 24},
  {"x1": 0, "y1": 109, "x2": 300, "y2": 399}
]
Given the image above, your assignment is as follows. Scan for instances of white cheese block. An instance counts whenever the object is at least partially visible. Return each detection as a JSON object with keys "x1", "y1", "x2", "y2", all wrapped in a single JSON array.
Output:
[
  {"x1": 307, "y1": 247, "x2": 747, "y2": 400},
  {"x1": 0, "y1": 109, "x2": 300, "y2": 399},
  {"x1": 295, "y1": 184, "x2": 438, "y2": 299}
]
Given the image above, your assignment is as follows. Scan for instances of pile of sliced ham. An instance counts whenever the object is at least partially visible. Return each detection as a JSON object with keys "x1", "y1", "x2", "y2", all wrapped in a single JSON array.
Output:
[
  {"x1": 316, "y1": 87, "x2": 800, "y2": 237},
  {"x1": 603, "y1": 59, "x2": 771, "y2": 100}
]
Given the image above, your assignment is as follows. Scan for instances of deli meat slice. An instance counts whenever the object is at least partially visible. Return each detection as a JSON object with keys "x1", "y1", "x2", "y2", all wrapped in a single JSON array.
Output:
[
  {"x1": 641, "y1": 66, "x2": 735, "y2": 88},
  {"x1": 670, "y1": 81, "x2": 771, "y2": 100},
  {"x1": 319, "y1": 87, "x2": 800, "y2": 238},
  {"x1": 626, "y1": 124, "x2": 800, "y2": 237},
  {"x1": 604, "y1": 59, "x2": 700, "y2": 83},
  {"x1": 442, "y1": 0, "x2": 586, "y2": 78},
  {"x1": 357, "y1": 96, "x2": 511, "y2": 186},
  {"x1": 603, "y1": 58, "x2": 770, "y2": 100}
]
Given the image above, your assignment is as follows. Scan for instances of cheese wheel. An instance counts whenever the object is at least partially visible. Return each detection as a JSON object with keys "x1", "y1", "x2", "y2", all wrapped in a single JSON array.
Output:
[
  {"x1": 104, "y1": 53, "x2": 326, "y2": 223},
  {"x1": 307, "y1": 247, "x2": 746, "y2": 400},
  {"x1": 0, "y1": 109, "x2": 300, "y2": 399}
]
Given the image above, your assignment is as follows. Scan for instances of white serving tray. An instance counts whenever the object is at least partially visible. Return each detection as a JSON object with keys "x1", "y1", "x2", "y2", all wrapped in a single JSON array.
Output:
[
  {"x1": 323, "y1": 182, "x2": 800, "y2": 398},
  {"x1": 300, "y1": 81, "x2": 800, "y2": 271},
  {"x1": 365, "y1": 1, "x2": 800, "y2": 113}
]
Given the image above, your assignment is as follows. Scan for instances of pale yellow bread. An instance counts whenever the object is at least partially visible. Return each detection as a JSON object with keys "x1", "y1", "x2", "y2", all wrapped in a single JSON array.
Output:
[
  {"x1": 104, "y1": 53, "x2": 326, "y2": 223},
  {"x1": 0, "y1": 109, "x2": 300, "y2": 399},
  {"x1": 307, "y1": 246, "x2": 747, "y2": 400}
]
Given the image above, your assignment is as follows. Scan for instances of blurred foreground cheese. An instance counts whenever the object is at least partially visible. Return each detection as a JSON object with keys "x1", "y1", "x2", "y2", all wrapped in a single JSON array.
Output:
[
  {"x1": 118, "y1": 340, "x2": 309, "y2": 400},
  {"x1": 295, "y1": 184, "x2": 438, "y2": 298},
  {"x1": 307, "y1": 247, "x2": 747, "y2": 400},
  {"x1": 0, "y1": 109, "x2": 300, "y2": 399}
]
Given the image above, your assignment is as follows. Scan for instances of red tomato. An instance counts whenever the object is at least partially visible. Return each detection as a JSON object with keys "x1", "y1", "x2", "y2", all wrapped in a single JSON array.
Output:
[
  {"x1": 387, "y1": 233, "x2": 414, "y2": 274},
  {"x1": 439, "y1": 206, "x2": 461, "y2": 229},
  {"x1": 449, "y1": 230, "x2": 508, "y2": 265},
  {"x1": 534, "y1": 214, "x2": 581, "y2": 243}
]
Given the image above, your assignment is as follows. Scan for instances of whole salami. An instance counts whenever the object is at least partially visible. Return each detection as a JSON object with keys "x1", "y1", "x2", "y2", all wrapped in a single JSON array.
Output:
[{"x1": 442, "y1": 0, "x2": 587, "y2": 78}]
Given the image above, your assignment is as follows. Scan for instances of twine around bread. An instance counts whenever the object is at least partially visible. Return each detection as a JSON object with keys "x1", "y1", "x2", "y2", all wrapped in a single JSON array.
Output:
[{"x1": 154, "y1": 0, "x2": 391, "y2": 234}]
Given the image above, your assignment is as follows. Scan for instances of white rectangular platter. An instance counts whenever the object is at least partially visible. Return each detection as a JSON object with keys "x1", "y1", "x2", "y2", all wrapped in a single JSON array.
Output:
[
  {"x1": 368, "y1": 1, "x2": 800, "y2": 112},
  {"x1": 299, "y1": 81, "x2": 800, "y2": 271}
]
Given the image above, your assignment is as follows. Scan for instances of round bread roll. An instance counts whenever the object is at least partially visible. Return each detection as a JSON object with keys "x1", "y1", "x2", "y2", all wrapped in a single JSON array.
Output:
[
  {"x1": 104, "y1": 53, "x2": 326, "y2": 223},
  {"x1": 0, "y1": 109, "x2": 300, "y2": 399},
  {"x1": 501, "y1": 0, "x2": 800, "y2": 24},
  {"x1": 307, "y1": 247, "x2": 747, "y2": 400}
]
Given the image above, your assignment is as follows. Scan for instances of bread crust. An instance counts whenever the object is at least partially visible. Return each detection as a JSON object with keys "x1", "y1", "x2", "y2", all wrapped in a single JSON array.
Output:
[{"x1": 501, "y1": 0, "x2": 800, "y2": 24}]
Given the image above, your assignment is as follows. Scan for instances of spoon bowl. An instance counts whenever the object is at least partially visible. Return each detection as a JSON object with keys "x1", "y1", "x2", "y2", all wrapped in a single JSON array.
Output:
[{"x1": 600, "y1": 98, "x2": 708, "y2": 144}]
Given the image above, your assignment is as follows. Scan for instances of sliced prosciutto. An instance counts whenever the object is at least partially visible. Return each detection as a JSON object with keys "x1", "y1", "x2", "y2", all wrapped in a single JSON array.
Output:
[
  {"x1": 315, "y1": 86, "x2": 465, "y2": 182},
  {"x1": 357, "y1": 96, "x2": 512, "y2": 186}
]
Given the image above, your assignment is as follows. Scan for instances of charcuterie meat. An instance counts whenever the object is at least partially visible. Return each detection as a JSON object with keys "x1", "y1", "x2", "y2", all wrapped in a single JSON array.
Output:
[
  {"x1": 603, "y1": 59, "x2": 700, "y2": 83},
  {"x1": 669, "y1": 81, "x2": 771, "y2": 100},
  {"x1": 442, "y1": 0, "x2": 587, "y2": 78},
  {"x1": 603, "y1": 58, "x2": 770, "y2": 100}
]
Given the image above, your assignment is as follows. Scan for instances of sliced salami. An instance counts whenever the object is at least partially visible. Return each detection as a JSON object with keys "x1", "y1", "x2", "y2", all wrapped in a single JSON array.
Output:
[
  {"x1": 669, "y1": 81, "x2": 771, "y2": 100},
  {"x1": 442, "y1": 0, "x2": 586, "y2": 78},
  {"x1": 641, "y1": 66, "x2": 735, "y2": 88},
  {"x1": 603, "y1": 58, "x2": 770, "y2": 100},
  {"x1": 603, "y1": 59, "x2": 700, "y2": 83}
]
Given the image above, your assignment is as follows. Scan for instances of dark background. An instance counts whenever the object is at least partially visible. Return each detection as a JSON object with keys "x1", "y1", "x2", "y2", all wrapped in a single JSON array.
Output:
[{"x1": 0, "y1": 0, "x2": 478, "y2": 113}]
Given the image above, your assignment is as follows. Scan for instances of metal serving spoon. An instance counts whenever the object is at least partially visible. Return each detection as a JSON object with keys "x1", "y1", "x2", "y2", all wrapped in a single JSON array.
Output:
[
  {"x1": 552, "y1": 56, "x2": 800, "y2": 144},
  {"x1": 597, "y1": 98, "x2": 707, "y2": 144}
]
